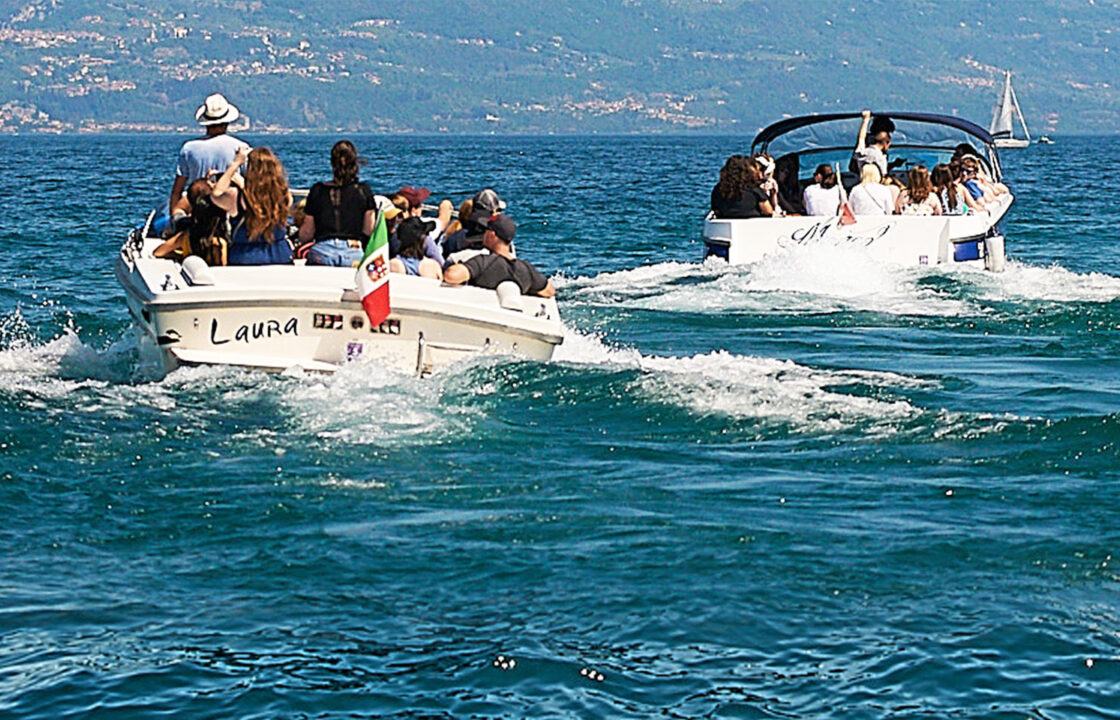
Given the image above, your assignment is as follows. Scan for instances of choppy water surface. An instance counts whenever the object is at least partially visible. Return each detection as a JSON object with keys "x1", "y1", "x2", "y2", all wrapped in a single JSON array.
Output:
[{"x1": 1, "y1": 134, "x2": 1118, "y2": 718}]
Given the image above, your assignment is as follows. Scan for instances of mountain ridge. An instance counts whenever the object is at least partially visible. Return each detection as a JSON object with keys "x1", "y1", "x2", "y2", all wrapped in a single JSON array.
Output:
[{"x1": 2, "y1": 0, "x2": 1117, "y2": 134}]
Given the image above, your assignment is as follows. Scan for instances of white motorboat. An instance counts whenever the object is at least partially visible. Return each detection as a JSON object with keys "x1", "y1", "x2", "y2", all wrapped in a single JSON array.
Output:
[
  {"x1": 116, "y1": 213, "x2": 564, "y2": 376},
  {"x1": 702, "y1": 112, "x2": 1013, "y2": 272},
  {"x1": 990, "y1": 70, "x2": 1031, "y2": 149}
]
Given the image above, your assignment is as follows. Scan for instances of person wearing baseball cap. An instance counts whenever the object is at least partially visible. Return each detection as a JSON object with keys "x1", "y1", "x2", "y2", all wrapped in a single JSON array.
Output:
[
  {"x1": 394, "y1": 186, "x2": 431, "y2": 216},
  {"x1": 443, "y1": 214, "x2": 555, "y2": 298},
  {"x1": 168, "y1": 93, "x2": 248, "y2": 215},
  {"x1": 442, "y1": 187, "x2": 509, "y2": 262}
]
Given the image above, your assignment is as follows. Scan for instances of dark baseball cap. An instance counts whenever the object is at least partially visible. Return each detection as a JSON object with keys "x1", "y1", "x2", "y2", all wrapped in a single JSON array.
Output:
[
  {"x1": 396, "y1": 216, "x2": 436, "y2": 246},
  {"x1": 472, "y1": 188, "x2": 506, "y2": 214},
  {"x1": 478, "y1": 213, "x2": 516, "y2": 243}
]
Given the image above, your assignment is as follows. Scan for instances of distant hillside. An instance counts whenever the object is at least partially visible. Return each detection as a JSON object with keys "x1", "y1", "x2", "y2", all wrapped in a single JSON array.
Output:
[{"x1": 2, "y1": 0, "x2": 1118, "y2": 134}]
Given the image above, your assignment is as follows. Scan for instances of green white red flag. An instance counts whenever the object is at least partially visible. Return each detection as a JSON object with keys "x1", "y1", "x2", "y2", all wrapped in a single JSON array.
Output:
[{"x1": 356, "y1": 210, "x2": 391, "y2": 326}]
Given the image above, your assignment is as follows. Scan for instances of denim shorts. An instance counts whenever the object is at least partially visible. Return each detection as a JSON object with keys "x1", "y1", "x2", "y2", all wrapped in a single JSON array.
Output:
[{"x1": 306, "y1": 238, "x2": 364, "y2": 267}]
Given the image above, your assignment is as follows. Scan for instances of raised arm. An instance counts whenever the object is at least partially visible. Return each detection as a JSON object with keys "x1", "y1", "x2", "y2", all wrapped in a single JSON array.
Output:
[
  {"x1": 855, "y1": 109, "x2": 872, "y2": 151},
  {"x1": 211, "y1": 146, "x2": 250, "y2": 214}
]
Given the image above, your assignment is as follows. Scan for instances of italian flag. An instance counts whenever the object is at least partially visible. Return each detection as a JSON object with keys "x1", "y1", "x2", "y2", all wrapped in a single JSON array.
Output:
[{"x1": 356, "y1": 210, "x2": 391, "y2": 326}]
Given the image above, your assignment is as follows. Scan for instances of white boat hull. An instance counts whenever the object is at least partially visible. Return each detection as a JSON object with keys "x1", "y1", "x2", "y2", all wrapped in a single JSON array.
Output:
[
  {"x1": 702, "y1": 194, "x2": 1012, "y2": 272},
  {"x1": 116, "y1": 236, "x2": 563, "y2": 376},
  {"x1": 993, "y1": 138, "x2": 1031, "y2": 149}
]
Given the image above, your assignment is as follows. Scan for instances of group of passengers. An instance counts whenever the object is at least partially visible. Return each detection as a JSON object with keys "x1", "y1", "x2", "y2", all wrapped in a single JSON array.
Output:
[
  {"x1": 158, "y1": 94, "x2": 554, "y2": 299},
  {"x1": 711, "y1": 109, "x2": 1008, "y2": 220}
]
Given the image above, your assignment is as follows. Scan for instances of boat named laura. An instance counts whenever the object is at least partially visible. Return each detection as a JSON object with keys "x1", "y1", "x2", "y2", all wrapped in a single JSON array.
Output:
[
  {"x1": 702, "y1": 112, "x2": 1013, "y2": 272},
  {"x1": 116, "y1": 211, "x2": 564, "y2": 376}
]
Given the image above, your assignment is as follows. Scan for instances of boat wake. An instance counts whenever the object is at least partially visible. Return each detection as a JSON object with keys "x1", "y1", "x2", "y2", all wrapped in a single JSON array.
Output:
[
  {"x1": 556, "y1": 325, "x2": 923, "y2": 422},
  {"x1": 558, "y1": 250, "x2": 1120, "y2": 318},
  {"x1": 0, "y1": 299, "x2": 1084, "y2": 453}
]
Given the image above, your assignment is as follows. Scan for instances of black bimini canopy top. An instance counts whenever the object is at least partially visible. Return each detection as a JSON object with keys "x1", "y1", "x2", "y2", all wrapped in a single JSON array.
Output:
[
  {"x1": 752, "y1": 112, "x2": 995, "y2": 151},
  {"x1": 750, "y1": 111, "x2": 1002, "y2": 179}
]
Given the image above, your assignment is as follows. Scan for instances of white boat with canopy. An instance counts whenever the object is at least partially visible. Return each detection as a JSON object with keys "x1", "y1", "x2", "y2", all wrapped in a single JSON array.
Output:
[
  {"x1": 702, "y1": 112, "x2": 1013, "y2": 272},
  {"x1": 116, "y1": 209, "x2": 564, "y2": 376},
  {"x1": 990, "y1": 70, "x2": 1031, "y2": 149}
]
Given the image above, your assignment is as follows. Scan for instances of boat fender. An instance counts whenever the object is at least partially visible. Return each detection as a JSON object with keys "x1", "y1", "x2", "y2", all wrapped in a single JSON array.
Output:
[
  {"x1": 984, "y1": 235, "x2": 1006, "y2": 273},
  {"x1": 495, "y1": 281, "x2": 523, "y2": 312},
  {"x1": 181, "y1": 255, "x2": 216, "y2": 286}
]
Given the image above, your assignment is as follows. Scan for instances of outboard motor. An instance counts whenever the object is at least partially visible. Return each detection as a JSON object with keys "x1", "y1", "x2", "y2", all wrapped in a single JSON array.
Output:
[{"x1": 984, "y1": 235, "x2": 1006, "y2": 273}]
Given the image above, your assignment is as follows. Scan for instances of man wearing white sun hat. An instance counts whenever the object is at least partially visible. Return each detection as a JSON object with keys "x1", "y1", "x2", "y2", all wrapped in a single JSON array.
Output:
[{"x1": 167, "y1": 93, "x2": 248, "y2": 215}]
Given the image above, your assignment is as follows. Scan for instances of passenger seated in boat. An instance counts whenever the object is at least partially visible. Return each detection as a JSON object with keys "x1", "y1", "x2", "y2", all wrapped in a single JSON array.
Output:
[
  {"x1": 154, "y1": 179, "x2": 214, "y2": 258},
  {"x1": 755, "y1": 154, "x2": 787, "y2": 216},
  {"x1": 389, "y1": 188, "x2": 453, "y2": 262},
  {"x1": 445, "y1": 188, "x2": 507, "y2": 262},
  {"x1": 395, "y1": 186, "x2": 432, "y2": 218},
  {"x1": 443, "y1": 215, "x2": 555, "y2": 298},
  {"x1": 711, "y1": 155, "x2": 773, "y2": 219},
  {"x1": 948, "y1": 160, "x2": 987, "y2": 211},
  {"x1": 211, "y1": 146, "x2": 293, "y2": 265},
  {"x1": 895, "y1": 165, "x2": 943, "y2": 216},
  {"x1": 389, "y1": 217, "x2": 443, "y2": 280},
  {"x1": 299, "y1": 140, "x2": 376, "y2": 267},
  {"x1": 931, "y1": 164, "x2": 970, "y2": 216},
  {"x1": 802, "y1": 164, "x2": 842, "y2": 216},
  {"x1": 773, "y1": 154, "x2": 804, "y2": 215},
  {"x1": 962, "y1": 155, "x2": 1008, "y2": 197},
  {"x1": 847, "y1": 163, "x2": 894, "y2": 215},
  {"x1": 958, "y1": 157, "x2": 997, "y2": 207},
  {"x1": 441, "y1": 198, "x2": 472, "y2": 242}
]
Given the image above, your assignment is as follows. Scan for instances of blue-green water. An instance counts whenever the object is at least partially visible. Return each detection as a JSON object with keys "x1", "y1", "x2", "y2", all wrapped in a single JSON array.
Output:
[{"x1": 1, "y1": 135, "x2": 1119, "y2": 718}]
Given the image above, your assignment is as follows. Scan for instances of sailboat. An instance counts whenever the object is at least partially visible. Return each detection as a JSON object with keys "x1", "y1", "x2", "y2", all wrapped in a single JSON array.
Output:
[{"x1": 990, "y1": 70, "x2": 1031, "y2": 148}]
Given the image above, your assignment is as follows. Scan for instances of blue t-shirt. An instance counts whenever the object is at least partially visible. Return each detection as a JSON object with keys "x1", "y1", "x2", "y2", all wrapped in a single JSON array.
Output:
[
  {"x1": 963, "y1": 179, "x2": 984, "y2": 200},
  {"x1": 175, "y1": 133, "x2": 245, "y2": 182}
]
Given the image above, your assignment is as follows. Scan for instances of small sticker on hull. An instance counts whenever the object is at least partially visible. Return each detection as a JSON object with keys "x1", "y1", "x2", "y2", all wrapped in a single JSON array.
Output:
[{"x1": 370, "y1": 319, "x2": 401, "y2": 335}]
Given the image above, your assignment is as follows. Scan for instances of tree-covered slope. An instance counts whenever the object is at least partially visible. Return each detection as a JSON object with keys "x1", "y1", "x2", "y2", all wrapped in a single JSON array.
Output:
[{"x1": 1, "y1": 0, "x2": 1117, "y2": 133}]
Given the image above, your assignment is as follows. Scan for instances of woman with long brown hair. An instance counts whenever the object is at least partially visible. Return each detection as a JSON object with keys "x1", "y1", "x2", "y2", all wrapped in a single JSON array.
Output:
[
  {"x1": 930, "y1": 164, "x2": 970, "y2": 216},
  {"x1": 711, "y1": 155, "x2": 772, "y2": 219},
  {"x1": 895, "y1": 164, "x2": 943, "y2": 216},
  {"x1": 212, "y1": 146, "x2": 293, "y2": 264},
  {"x1": 298, "y1": 139, "x2": 376, "y2": 266}
]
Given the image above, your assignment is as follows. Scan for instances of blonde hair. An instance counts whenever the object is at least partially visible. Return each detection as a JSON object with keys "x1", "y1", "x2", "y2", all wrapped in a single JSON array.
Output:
[
  {"x1": 243, "y1": 147, "x2": 289, "y2": 241},
  {"x1": 860, "y1": 163, "x2": 882, "y2": 184}
]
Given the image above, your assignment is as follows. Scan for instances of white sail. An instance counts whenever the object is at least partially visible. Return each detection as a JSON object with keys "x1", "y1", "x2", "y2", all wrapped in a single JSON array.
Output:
[
  {"x1": 990, "y1": 71, "x2": 1031, "y2": 148},
  {"x1": 990, "y1": 73, "x2": 1015, "y2": 137}
]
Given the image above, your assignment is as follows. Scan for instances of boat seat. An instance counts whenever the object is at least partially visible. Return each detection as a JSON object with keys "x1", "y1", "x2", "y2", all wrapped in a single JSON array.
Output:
[{"x1": 495, "y1": 281, "x2": 523, "y2": 312}]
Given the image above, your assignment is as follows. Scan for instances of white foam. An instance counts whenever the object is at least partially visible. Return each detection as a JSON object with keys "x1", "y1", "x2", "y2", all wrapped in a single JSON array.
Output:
[
  {"x1": 635, "y1": 350, "x2": 918, "y2": 434},
  {"x1": 553, "y1": 327, "x2": 923, "y2": 435},
  {"x1": 973, "y1": 259, "x2": 1120, "y2": 303},
  {"x1": 561, "y1": 249, "x2": 972, "y2": 317},
  {"x1": 273, "y1": 357, "x2": 478, "y2": 448}
]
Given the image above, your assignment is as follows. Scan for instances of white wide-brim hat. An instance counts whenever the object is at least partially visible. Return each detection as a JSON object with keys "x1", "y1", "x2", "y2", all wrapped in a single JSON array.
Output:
[{"x1": 195, "y1": 93, "x2": 240, "y2": 126}]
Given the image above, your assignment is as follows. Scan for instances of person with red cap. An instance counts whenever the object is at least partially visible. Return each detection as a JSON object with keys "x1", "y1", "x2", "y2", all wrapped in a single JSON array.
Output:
[{"x1": 389, "y1": 186, "x2": 452, "y2": 265}]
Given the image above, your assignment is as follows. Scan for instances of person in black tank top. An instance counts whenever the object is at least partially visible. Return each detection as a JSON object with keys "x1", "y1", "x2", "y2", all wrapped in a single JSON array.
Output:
[{"x1": 299, "y1": 140, "x2": 377, "y2": 267}]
